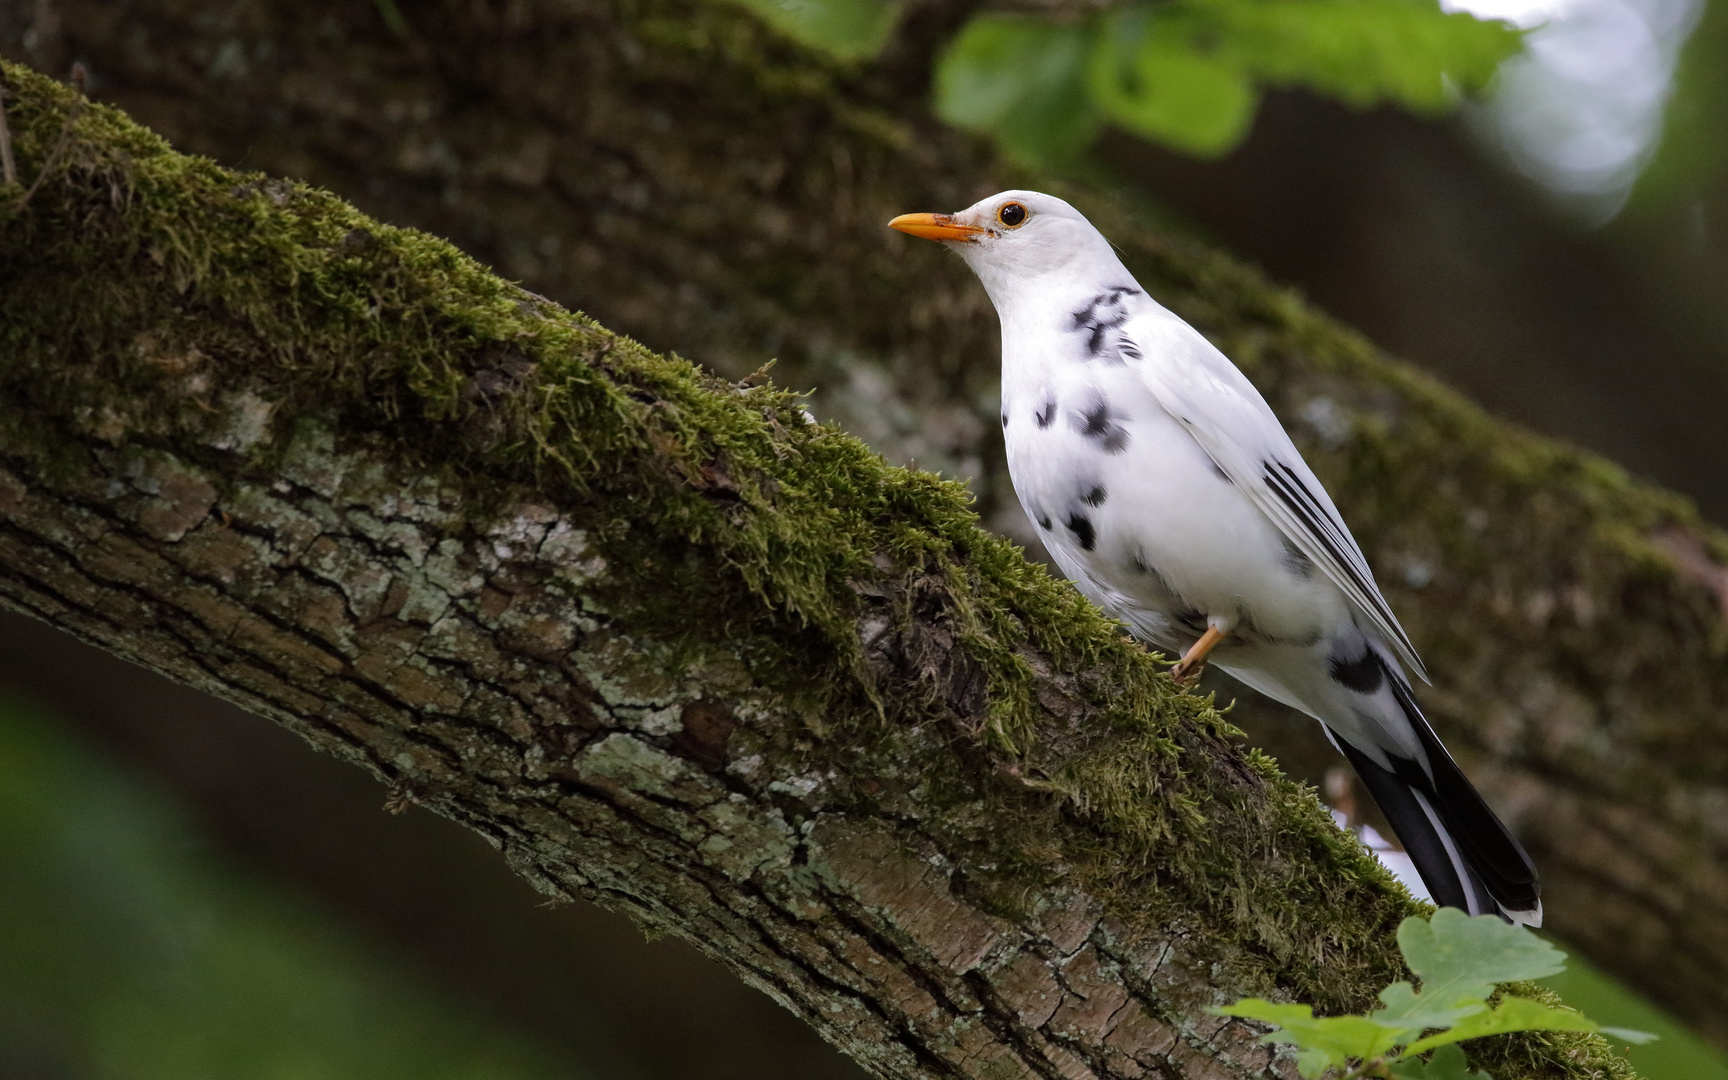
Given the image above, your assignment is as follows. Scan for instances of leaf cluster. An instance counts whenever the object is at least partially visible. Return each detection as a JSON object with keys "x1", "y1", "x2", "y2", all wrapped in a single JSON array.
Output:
[
  {"x1": 936, "y1": 0, "x2": 1520, "y2": 164},
  {"x1": 1215, "y1": 910, "x2": 1654, "y2": 1079},
  {"x1": 715, "y1": 0, "x2": 1524, "y2": 163},
  {"x1": 722, "y1": 0, "x2": 905, "y2": 59}
]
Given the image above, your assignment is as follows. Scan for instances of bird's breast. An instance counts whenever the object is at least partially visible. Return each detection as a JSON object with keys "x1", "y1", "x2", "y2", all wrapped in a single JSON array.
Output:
[{"x1": 1002, "y1": 364, "x2": 1341, "y2": 649}]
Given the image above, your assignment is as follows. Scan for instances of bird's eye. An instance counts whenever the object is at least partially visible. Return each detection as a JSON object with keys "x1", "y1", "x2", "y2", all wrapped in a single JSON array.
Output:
[{"x1": 997, "y1": 202, "x2": 1029, "y2": 228}]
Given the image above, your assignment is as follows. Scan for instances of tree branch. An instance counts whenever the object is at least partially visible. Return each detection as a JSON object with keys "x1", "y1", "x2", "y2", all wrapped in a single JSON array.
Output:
[{"x1": 0, "y1": 62, "x2": 1639, "y2": 1080}]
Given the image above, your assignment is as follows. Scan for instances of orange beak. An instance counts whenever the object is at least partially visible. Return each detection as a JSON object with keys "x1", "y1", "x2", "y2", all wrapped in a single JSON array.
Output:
[{"x1": 888, "y1": 212, "x2": 985, "y2": 242}]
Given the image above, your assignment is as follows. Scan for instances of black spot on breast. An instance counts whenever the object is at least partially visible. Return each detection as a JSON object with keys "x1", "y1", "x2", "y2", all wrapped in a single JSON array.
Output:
[
  {"x1": 1069, "y1": 287, "x2": 1143, "y2": 365},
  {"x1": 1065, "y1": 513, "x2": 1095, "y2": 551},
  {"x1": 1329, "y1": 648, "x2": 1384, "y2": 694},
  {"x1": 1000, "y1": 411, "x2": 1009, "y2": 428},
  {"x1": 1035, "y1": 398, "x2": 1056, "y2": 428},
  {"x1": 1073, "y1": 400, "x2": 1130, "y2": 454},
  {"x1": 1082, "y1": 485, "x2": 1107, "y2": 507},
  {"x1": 1085, "y1": 325, "x2": 1109, "y2": 356},
  {"x1": 1036, "y1": 512, "x2": 1052, "y2": 531},
  {"x1": 1281, "y1": 538, "x2": 1315, "y2": 578}
]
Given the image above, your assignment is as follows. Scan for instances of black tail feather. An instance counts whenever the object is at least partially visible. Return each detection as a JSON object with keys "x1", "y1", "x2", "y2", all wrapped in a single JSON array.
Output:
[
  {"x1": 1387, "y1": 679, "x2": 1542, "y2": 916},
  {"x1": 1331, "y1": 733, "x2": 1498, "y2": 917},
  {"x1": 1325, "y1": 675, "x2": 1541, "y2": 923}
]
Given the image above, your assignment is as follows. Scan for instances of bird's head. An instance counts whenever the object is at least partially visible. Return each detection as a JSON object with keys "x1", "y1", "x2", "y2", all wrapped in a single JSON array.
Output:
[{"x1": 888, "y1": 190, "x2": 1118, "y2": 303}]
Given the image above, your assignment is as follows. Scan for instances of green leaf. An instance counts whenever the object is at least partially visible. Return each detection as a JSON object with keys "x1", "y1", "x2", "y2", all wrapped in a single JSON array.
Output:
[
  {"x1": 725, "y1": 0, "x2": 903, "y2": 59},
  {"x1": 1396, "y1": 909, "x2": 1566, "y2": 1007},
  {"x1": 1403, "y1": 996, "x2": 1601, "y2": 1056},
  {"x1": 935, "y1": 15, "x2": 1102, "y2": 166},
  {"x1": 1212, "y1": 999, "x2": 1405, "y2": 1077},
  {"x1": 1389, "y1": 1044, "x2": 1493, "y2": 1080},
  {"x1": 1373, "y1": 980, "x2": 1489, "y2": 1040},
  {"x1": 1369, "y1": 913, "x2": 1569, "y2": 1054},
  {"x1": 1296, "y1": 1046, "x2": 1336, "y2": 1079},
  {"x1": 1221, "y1": 914, "x2": 1654, "y2": 1080},
  {"x1": 1089, "y1": 8, "x2": 1258, "y2": 157},
  {"x1": 1219, "y1": 0, "x2": 1522, "y2": 113}
]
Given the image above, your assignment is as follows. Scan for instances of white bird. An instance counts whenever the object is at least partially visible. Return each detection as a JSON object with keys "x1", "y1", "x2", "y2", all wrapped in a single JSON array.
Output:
[{"x1": 889, "y1": 190, "x2": 1541, "y2": 925}]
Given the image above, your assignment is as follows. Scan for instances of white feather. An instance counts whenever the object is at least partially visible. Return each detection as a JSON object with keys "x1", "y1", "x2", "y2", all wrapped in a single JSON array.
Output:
[{"x1": 1128, "y1": 309, "x2": 1430, "y2": 682}]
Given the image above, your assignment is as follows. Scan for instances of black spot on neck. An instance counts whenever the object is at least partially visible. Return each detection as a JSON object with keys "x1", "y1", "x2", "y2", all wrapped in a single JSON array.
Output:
[
  {"x1": 1069, "y1": 288, "x2": 1144, "y2": 365},
  {"x1": 1000, "y1": 410, "x2": 1009, "y2": 428},
  {"x1": 1036, "y1": 512, "x2": 1053, "y2": 531},
  {"x1": 1082, "y1": 485, "x2": 1107, "y2": 507},
  {"x1": 1065, "y1": 513, "x2": 1096, "y2": 551},
  {"x1": 1035, "y1": 398, "x2": 1056, "y2": 428},
  {"x1": 1329, "y1": 648, "x2": 1384, "y2": 694}
]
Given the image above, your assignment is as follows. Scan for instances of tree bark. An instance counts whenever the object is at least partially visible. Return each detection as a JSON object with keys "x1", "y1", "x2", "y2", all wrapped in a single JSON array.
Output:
[
  {"x1": 0, "y1": 607, "x2": 866, "y2": 1080},
  {"x1": 0, "y1": 61, "x2": 1643, "y2": 1080}
]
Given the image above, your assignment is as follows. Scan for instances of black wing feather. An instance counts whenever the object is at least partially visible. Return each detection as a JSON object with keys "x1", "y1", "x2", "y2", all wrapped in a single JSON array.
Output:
[{"x1": 1263, "y1": 462, "x2": 1421, "y2": 671}]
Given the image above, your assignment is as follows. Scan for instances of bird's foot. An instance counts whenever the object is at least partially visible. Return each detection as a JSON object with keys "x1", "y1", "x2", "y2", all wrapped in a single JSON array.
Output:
[
  {"x1": 1171, "y1": 624, "x2": 1228, "y2": 688},
  {"x1": 1171, "y1": 656, "x2": 1208, "y2": 685}
]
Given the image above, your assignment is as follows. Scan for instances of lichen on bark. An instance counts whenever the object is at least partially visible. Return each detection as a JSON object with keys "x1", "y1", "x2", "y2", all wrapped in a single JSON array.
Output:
[{"x1": 0, "y1": 60, "x2": 1646, "y2": 1080}]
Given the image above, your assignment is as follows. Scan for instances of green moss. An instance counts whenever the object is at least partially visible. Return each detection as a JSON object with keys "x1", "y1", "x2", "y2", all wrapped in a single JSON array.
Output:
[{"x1": 0, "y1": 62, "x2": 1643, "y2": 1079}]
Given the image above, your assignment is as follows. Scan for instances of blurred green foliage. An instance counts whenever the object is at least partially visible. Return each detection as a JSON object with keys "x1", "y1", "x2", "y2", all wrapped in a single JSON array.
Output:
[
  {"x1": 1536, "y1": 942, "x2": 1728, "y2": 1080},
  {"x1": 723, "y1": 0, "x2": 1521, "y2": 164},
  {"x1": 1634, "y1": 0, "x2": 1728, "y2": 208},
  {"x1": 0, "y1": 693, "x2": 586, "y2": 1080},
  {"x1": 940, "y1": 1, "x2": 1520, "y2": 163},
  {"x1": 724, "y1": 0, "x2": 904, "y2": 58}
]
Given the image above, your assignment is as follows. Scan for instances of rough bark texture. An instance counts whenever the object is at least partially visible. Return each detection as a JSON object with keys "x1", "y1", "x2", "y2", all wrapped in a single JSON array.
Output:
[
  {"x1": 5, "y1": 0, "x2": 1728, "y2": 1047},
  {"x1": 0, "y1": 63, "x2": 1640, "y2": 1080},
  {"x1": 0, "y1": 607, "x2": 868, "y2": 1080}
]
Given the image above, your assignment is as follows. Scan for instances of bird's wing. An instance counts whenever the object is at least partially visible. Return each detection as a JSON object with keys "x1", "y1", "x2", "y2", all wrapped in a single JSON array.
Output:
[{"x1": 1130, "y1": 311, "x2": 1428, "y2": 681}]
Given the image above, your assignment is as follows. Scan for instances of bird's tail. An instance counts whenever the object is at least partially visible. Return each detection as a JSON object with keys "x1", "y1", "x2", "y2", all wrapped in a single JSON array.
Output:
[{"x1": 1329, "y1": 680, "x2": 1542, "y2": 926}]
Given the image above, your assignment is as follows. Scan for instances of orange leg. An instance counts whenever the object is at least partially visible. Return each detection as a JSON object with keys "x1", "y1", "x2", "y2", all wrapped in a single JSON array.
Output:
[{"x1": 1171, "y1": 624, "x2": 1229, "y2": 685}]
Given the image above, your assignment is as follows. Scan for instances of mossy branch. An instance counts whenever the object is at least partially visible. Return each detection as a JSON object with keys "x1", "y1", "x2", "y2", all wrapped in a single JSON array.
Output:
[{"x1": 0, "y1": 61, "x2": 1641, "y2": 1080}]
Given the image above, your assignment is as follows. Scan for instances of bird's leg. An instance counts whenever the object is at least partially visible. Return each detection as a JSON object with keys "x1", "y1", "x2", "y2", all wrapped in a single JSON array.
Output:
[{"x1": 1171, "y1": 624, "x2": 1229, "y2": 684}]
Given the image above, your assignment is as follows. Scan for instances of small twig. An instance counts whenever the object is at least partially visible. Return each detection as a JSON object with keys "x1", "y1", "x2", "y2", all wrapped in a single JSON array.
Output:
[
  {"x1": 17, "y1": 63, "x2": 88, "y2": 208},
  {"x1": 382, "y1": 785, "x2": 418, "y2": 814},
  {"x1": 0, "y1": 86, "x2": 17, "y2": 187},
  {"x1": 737, "y1": 360, "x2": 777, "y2": 388}
]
